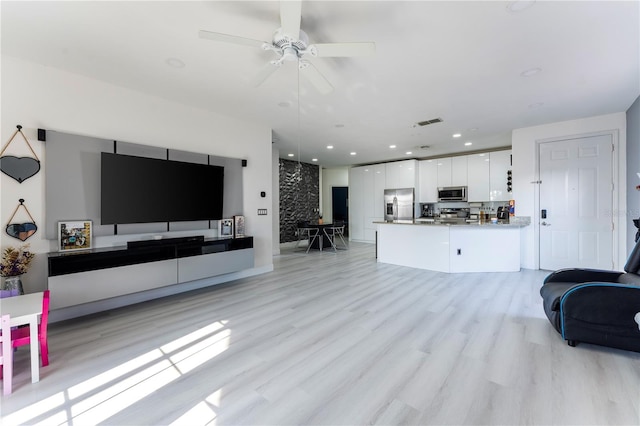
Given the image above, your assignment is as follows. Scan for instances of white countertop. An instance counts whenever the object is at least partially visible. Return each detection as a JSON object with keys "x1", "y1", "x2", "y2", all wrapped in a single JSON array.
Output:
[{"x1": 375, "y1": 219, "x2": 529, "y2": 228}]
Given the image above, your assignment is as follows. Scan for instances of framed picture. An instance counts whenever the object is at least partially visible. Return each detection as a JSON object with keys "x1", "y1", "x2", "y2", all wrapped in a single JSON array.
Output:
[
  {"x1": 234, "y1": 215, "x2": 245, "y2": 238},
  {"x1": 218, "y1": 218, "x2": 234, "y2": 238},
  {"x1": 58, "y1": 220, "x2": 92, "y2": 251}
]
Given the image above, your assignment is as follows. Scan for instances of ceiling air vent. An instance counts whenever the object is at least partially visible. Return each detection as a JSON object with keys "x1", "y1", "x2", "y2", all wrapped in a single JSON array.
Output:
[{"x1": 416, "y1": 118, "x2": 443, "y2": 127}]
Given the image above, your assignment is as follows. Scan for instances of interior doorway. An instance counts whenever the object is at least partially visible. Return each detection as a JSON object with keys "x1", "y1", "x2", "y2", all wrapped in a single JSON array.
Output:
[{"x1": 332, "y1": 186, "x2": 349, "y2": 236}]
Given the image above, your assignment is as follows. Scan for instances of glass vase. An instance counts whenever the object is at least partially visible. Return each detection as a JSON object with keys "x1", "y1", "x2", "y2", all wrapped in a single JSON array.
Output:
[{"x1": 1, "y1": 275, "x2": 24, "y2": 297}]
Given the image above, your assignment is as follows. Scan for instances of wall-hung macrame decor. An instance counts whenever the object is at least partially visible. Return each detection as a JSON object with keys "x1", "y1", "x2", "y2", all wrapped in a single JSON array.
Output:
[
  {"x1": 5, "y1": 199, "x2": 38, "y2": 241},
  {"x1": 0, "y1": 125, "x2": 41, "y2": 183}
]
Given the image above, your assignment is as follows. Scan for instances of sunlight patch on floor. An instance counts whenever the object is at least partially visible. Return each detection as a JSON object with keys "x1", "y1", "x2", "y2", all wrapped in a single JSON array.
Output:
[
  {"x1": 67, "y1": 349, "x2": 163, "y2": 399},
  {"x1": 2, "y1": 320, "x2": 231, "y2": 425},
  {"x1": 1, "y1": 392, "x2": 67, "y2": 426},
  {"x1": 169, "y1": 388, "x2": 223, "y2": 425}
]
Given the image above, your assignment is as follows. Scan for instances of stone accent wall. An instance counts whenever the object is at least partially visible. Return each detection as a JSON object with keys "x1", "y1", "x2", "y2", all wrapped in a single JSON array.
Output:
[{"x1": 279, "y1": 159, "x2": 320, "y2": 243}]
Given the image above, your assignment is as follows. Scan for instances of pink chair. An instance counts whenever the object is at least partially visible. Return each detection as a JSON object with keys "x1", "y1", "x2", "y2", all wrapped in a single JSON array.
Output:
[
  {"x1": 11, "y1": 290, "x2": 50, "y2": 367},
  {"x1": 0, "y1": 314, "x2": 13, "y2": 394}
]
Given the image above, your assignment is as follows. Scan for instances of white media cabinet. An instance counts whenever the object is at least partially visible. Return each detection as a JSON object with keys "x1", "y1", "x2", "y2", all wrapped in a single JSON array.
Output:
[{"x1": 47, "y1": 235, "x2": 254, "y2": 314}]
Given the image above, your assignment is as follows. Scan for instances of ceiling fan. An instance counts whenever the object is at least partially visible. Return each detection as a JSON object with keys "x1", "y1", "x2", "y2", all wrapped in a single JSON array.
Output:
[{"x1": 198, "y1": 1, "x2": 375, "y2": 94}]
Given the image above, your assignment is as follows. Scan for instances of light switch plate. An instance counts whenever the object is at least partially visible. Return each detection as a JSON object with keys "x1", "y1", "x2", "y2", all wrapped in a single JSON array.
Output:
[{"x1": 258, "y1": 209, "x2": 267, "y2": 215}]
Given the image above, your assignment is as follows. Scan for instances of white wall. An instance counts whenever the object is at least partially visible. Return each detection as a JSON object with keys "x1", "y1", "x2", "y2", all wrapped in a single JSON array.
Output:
[
  {"x1": 1, "y1": 56, "x2": 274, "y2": 293},
  {"x1": 626, "y1": 96, "x2": 640, "y2": 253},
  {"x1": 512, "y1": 112, "x2": 627, "y2": 270},
  {"x1": 321, "y1": 167, "x2": 349, "y2": 223},
  {"x1": 272, "y1": 147, "x2": 280, "y2": 255}
]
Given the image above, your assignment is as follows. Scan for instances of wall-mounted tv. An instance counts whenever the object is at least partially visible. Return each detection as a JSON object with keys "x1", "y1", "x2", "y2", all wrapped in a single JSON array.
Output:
[{"x1": 101, "y1": 152, "x2": 224, "y2": 225}]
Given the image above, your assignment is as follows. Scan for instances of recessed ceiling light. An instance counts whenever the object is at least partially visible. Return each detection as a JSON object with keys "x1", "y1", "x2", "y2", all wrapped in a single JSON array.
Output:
[
  {"x1": 165, "y1": 57, "x2": 185, "y2": 68},
  {"x1": 468, "y1": 127, "x2": 478, "y2": 132},
  {"x1": 506, "y1": 0, "x2": 535, "y2": 13},
  {"x1": 287, "y1": 153, "x2": 294, "y2": 157},
  {"x1": 520, "y1": 67, "x2": 542, "y2": 77},
  {"x1": 389, "y1": 145, "x2": 397, "y2": 149},
  {"x1": 528, "y1": 102, "x2": 545, "y2": 109},
  {"x1": 465, "y1": 142, "x2": 473, "y2": 146},
  {"x1": 452, "y1": 133, "x2": 462, "y2": 138},
  {"x1": 312, "y1": 158, "x2": 318, "y2": 162},
  {"x1": 406, "y1": 151, "x2": 412, "y2": 155},
  {"x1": 327, "y1": 145, "x2": 333, "y2": 149},
  {"x1": 350, "y1": 152, "x2": 357, "y2": 156},
  {"x1": 335, "y1": 124, "x2": 345, "y2": 128},
  {"x1": 278, "y1": 101, "x2": 291, "y2": 108}
]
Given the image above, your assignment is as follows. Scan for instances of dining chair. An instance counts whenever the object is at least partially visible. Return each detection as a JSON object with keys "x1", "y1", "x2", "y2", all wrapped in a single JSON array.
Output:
[
  {"x1": 0, "y1": 314, "x2": 13, "y2": 394},
  {"x1": 295, "y1": 221, "x2": 320, "y2": 253},
  {"x1": 323, "y1": 222, "x2": 348, "y2": 252},
  {"x1": 11, "y1": 290, "x2": 50, "y2": 367}
]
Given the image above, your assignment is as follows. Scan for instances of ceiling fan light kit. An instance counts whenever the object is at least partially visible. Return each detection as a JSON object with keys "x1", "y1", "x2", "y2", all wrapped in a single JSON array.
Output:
[{"x1": 199, "y1": 1, "x2": 375, "y2": 94}]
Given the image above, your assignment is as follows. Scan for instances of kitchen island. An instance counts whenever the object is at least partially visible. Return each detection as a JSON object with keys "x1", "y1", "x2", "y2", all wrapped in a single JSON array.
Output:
[{"x1": 376, "y1": 220, "x2": 528, "y2": 273}]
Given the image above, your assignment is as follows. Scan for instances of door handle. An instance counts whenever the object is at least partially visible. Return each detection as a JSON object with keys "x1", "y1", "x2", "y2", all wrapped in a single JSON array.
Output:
[{"x1": 541, "y1": 222, "x2": 551, "y2": 226}]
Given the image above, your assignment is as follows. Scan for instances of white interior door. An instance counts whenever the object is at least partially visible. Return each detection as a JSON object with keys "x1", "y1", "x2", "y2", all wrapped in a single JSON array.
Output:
[{"x1": 539, "y1": 135, "x2": 613, "y2": 271}]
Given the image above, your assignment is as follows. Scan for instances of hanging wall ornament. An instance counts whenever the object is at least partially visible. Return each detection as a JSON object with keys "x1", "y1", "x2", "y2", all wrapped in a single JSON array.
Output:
[
  {"x1": 0, "y1": 125, "x2": 41, "y2": 183},
  {"x1": 5, "y1": 199, "x2": 38, "y2": 241}
]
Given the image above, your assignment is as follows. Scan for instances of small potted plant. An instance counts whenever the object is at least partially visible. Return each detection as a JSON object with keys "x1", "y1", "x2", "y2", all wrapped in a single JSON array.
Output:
[{"x1": 1, "y1": 244, "x2": 35, "y2": 296}]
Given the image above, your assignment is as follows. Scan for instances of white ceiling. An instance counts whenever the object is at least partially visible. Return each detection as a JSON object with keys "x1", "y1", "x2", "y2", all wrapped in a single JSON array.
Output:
[{"x1": 2, "y1": 1, "x2": 639, "y2": 167}]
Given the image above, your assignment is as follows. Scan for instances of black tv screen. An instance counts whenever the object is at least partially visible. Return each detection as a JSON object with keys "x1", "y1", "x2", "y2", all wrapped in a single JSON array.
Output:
[{"x1": 101, "y1": 152, "x2": 224, "y2": 224}]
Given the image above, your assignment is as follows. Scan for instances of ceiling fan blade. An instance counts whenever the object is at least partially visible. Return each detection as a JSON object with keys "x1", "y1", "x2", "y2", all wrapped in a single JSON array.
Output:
[
  {"x1": 280, "y1": 0, "x2": 302, "y2": 39},
  {"x1": 299, "y1": 61, "x2": 333, "y2": 95},
  {"x1": 311, "y1": 42, "x2": 376, "y2": 57},
  {"x1": 198, "y1": 30, "x2": 267, "y2": 49},
  {"x1": 250, "y1": 62, "x2": 281, "y2": 87}
]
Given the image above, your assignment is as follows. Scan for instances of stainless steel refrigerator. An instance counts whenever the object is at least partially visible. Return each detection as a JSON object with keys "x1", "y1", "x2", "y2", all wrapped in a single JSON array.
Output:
[{"x1": 384, "y1": 188, "x2": 414, "y2": 222}]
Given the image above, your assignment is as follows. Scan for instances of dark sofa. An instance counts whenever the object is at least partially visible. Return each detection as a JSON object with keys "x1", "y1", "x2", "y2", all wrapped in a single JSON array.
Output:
[{"x1": 540, "y1": 239, "x2": 640, "y2": 352}]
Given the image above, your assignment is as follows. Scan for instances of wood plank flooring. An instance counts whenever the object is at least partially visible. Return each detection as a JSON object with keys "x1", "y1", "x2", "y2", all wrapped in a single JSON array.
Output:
[{"x1": 1, "y1": 242, "x2": 639, "y2": 425}]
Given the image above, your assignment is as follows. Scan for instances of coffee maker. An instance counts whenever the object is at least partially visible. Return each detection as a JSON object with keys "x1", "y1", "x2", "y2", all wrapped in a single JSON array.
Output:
[{"x1": 497, "y1": 206, "x2": 509, "y2": 222}]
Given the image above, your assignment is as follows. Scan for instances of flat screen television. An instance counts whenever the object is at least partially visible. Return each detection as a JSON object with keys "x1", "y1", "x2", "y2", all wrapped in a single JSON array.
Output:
[{"x1": 101, "y1": 152, "x2": 224, "y2": 224}]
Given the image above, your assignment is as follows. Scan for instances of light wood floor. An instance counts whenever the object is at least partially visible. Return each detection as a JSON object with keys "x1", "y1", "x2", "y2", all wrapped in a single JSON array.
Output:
[{"x1": 2, "y1": 242, "x2": 639, "y2": 425}]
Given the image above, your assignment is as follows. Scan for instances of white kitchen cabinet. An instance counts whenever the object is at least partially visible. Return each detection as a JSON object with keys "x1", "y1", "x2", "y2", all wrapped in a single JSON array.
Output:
[
  {"x1": 364, "y1": 164, "x2": 385, "y2": 241},
  {"x1": 349, "y1": 164, "x2": 386, "y2": 243},
  {"x1": 348, "y1": 166, "x2": 365, "y2": 241},
  {"x1": 467, "y1": 153, "x2": 490, "y2": 202},
  {"x1": 451, "y1": 155, "x2": 468, "y2": 186},
  {"x1": 436, "y1": 157, "x2": 452, "y2": 187},
  {"x1": 419, "y1": 160, "x2": 438, "y2": 202},
  {"x1": 385, "y1": 159, "x2": 418, "y2": 189},
  {"x1": 376, "y1": 222, "x2": 521, "y2": 273},
  {"x1": 490, "y1": 150, "x2": 512, "y2": 201}
]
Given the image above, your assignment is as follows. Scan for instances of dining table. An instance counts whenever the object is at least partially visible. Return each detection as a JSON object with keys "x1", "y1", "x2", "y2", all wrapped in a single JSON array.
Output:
[{"x1": 0, "y1": 291, "x2": 43, "y2": 383}]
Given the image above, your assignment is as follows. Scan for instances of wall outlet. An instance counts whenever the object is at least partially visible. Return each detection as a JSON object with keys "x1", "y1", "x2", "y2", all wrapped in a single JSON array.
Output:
[{"x1": 258, "y1": 209, "x2": 267, "y2": 215}]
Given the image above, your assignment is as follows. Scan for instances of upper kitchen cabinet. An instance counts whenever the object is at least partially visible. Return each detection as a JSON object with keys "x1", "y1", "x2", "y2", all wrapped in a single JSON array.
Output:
[
  {"x1": 489, "y1": 150, "x2": 512, "y2": 201},
  {"x1": 451, "y1": 156, "x2": 468, "y2": 186},
  {"x1": 436, "y1": 157, "x2": 452, "y2": 187},
  {"x1": 385, "y1": 159, "x2": 418, "y2": 189},
  {"x1": 419, "y1": 160, "x2": 438, "y2": 202},
  {"x1": 436, "y1": 156, "x2": 467, "y2": 187},
  {"x1": 467, "y1": 153, "x2": 490, "y2": 202}
]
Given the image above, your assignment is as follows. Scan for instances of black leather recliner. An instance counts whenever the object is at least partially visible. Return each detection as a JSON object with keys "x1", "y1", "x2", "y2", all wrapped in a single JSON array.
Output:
[{"x1": 540, "y1": 239, "x2": 640, "y2": 352}]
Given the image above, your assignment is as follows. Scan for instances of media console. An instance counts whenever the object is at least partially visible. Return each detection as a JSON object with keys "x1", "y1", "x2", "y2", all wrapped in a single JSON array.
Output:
[{"x1": 47, "y1": 235, "x2": 254, "y2": 312}]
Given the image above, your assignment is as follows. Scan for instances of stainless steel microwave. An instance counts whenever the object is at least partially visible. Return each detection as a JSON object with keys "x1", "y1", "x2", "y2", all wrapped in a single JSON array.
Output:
[{"x1": 438, "y1": 186, "x2": 467, "y2": 202}]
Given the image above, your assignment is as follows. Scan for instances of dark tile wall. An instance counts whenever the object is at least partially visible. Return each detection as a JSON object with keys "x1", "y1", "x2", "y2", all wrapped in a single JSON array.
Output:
[{"x1": 279, "y1": 159, "x2": 320, "y2": 243}]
